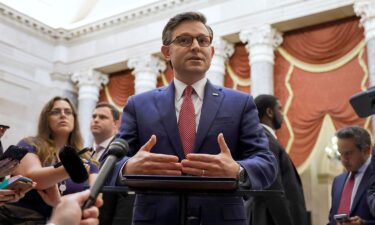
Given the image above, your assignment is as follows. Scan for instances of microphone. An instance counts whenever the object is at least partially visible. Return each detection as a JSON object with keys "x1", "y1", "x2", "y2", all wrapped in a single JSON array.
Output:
[
  {"x1": 53, "y1": 147, "x2": 92, "y2": 168},
  {"x1": 82, "y1": 138, "x2": 128, "y2": 209},
  {"x1": 58, "y1": 145, "x2": 89, "y2": 183}
]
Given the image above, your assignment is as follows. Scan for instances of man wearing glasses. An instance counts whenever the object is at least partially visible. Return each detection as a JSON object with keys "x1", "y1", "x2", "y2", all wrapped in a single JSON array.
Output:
[{"x1": 110, "y1": 12, "x2": 277, "y2": 225}]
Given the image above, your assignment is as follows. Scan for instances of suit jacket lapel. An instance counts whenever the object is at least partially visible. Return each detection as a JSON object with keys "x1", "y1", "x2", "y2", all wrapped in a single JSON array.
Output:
[
  {"x1": 351, "y1": 166, "x2": 374, "y2": 213},
  {"x1": 195, "y1": 81, "x2": 224, "y2": 152},
  {"x1": 155, "y1": 82, "x2": 185, "y2": 159},
  {"x1": 98, "y1": 136, "x2": 116, "y2": 164},
  {"x1": 263, "y1": 127, "x2": 303, "y2": 186}
]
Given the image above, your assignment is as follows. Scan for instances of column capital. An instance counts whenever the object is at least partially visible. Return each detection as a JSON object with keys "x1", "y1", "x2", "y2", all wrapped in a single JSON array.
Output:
[
  {"x1": 239, "y1": 25, "x2": 283, "y2": 64},
  {"x1": 239, "y1": 25, "x2": 283, "y2": 50},
  {"x1": 71, "y1": 69, "x2": 109, "y2": 88},
  {"x1": 128, "y1": 55, "x2": 166, "y2": 75},
  {"x1": 355, "y1": 0, "x2": 375, "y2": 23},
  {"x1": 128, "y1": 55, "x2": 166, "y2": 94},
  {"x1": 212, "y1": 37, "x2": 235, "y2": 59},
  {"x1": 354, "y1": 0, "x2": 375, "y2": 41}
]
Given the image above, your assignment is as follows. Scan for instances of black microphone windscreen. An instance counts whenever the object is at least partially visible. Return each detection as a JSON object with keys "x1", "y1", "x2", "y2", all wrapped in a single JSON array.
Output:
[
  {"x1": 107, "y1": 138, "x2": 129, "y2": 158},
  {"x1": 82, "y1": 138, "x2": 129, "y2": 209},
  {"x1": 59, "y1": 145, "x2": 89, "y2": 183}
]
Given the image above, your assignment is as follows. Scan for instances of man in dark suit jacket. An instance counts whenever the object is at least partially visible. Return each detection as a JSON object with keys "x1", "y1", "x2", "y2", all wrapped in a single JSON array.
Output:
[
  {"x1": 248, "y1": 94, "x2": 308, "y2": 225},
  {"x1": 328, "y1": 126, "x2": 375, "y2": 225},
  {"x1": 109, "y1": 12, "x2": 277, "y2": 225},
  {"x1": 90, "y1": 103, "x2": 134, "y2": 225}
]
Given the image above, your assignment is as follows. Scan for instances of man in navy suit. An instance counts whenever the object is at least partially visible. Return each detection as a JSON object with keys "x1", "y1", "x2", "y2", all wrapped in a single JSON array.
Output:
[
  {"x1": 90, "y1": 102, "x2": 134, "y2": 225},
  {"x1": 110, "y1": 11, "x2": 277, "y2": 225},
  {"x1": 328, "y1": 126, "x2": 375, "y2": 225}
]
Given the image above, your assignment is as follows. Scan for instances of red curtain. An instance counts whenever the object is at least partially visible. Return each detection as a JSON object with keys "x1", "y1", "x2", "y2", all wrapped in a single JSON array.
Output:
[
  {"x1": 99, "y1": 69, "x2": 134, "y2": 108},
  {"x1": 275, "y1": 17, "x2": 369, "y2": 167},
  {"x1": 224, "y1": 43, "x2": 251, "y2": 93}
]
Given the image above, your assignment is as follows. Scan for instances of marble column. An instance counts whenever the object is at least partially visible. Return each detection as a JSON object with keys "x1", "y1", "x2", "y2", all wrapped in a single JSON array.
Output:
[
  {"x1": 240, "y1": 25, "x2": 283, "y2": 97},
  {"x1": 355, "y1": 0, "x2": 375, "y2": 132},
  {"x1": 206, "y1": 38, "x2": 234, "y2": 86},
  {"x1": 128, "y1": 55, "x2": 166, "y2": 94},
  {"x1": 71, "y1": 69, "x2": 108, "y2": 147}
]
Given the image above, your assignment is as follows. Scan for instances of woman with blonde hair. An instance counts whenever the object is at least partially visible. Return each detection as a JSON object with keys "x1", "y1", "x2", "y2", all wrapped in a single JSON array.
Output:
[{"x1": 0, "y1": 96, "x2": 99, "y2": 224}]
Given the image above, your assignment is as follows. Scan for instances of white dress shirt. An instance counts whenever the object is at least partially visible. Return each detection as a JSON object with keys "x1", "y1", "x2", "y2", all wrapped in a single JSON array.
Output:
[
  {"x1": 261, "y1": 124, "x2": 277, "y2": 139},
  {"x1": 174, "y1": 77, "x2": 207, "y2": 131},
  {"x1": 349, "y1": 155, "x2": 371, "y2": 208},
  {"x1": 93, "y1": 135, "x2": 115, "y2": 161}
]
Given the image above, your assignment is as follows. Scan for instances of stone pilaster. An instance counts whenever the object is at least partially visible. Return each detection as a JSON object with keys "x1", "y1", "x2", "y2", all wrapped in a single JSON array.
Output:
[{"x1": 355, "y1": 0, "x2": 375, "y2": 132}]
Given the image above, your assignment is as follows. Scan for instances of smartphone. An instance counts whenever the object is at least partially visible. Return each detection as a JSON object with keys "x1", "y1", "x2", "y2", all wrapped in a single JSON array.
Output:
[
  {"x1": 0, "y1": 175, "x2": 33, "y2": 192},
  {"x1": 334, "y1": 214, "x2": 350, "y2": 223},
  {"x1": 0, "y1": 145, "x2": 28, "y2": 162}
]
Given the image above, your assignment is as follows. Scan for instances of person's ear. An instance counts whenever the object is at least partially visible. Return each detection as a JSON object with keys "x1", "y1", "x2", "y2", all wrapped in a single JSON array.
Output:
[
  {"x1": 210, "y1": 46, "x2": 215, "y2": 57},
  {"x1": 266, "y1": 107, "x2": 274, "y2": 118},
  {"x1": 364, "y1": 144, "x2": 372, "y2": 155},
  {"x1": 161, "y1": 45, "x2": 171, "y2": 61},
  {"x1": 114, "y1": 119, "x2": 120, "y2": 129}
]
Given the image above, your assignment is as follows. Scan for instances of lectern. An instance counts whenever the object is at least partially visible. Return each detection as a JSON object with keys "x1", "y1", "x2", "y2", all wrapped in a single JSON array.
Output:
[{"x1": 103, "y1": 175, "x2": 283, "y2": 225}]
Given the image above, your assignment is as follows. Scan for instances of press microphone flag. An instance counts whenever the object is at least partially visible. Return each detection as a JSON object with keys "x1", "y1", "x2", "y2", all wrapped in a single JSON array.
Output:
[
  {"x1": 82, "y1": 138, "x2": 129, "y2": 209},
  {"x1": 59, "y1": 145, "x2": 89, "y2": 183}
]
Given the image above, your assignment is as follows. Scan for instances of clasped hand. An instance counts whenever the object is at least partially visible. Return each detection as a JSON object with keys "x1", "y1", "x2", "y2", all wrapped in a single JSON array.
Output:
[{"x1": 123, "y1": 133, "x2": 240, "y2": 178}]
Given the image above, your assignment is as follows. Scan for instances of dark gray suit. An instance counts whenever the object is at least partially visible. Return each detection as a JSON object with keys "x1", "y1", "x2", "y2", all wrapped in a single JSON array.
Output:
[{"x1": 248, "y1": 127, "x2": 308, "y2": 225}]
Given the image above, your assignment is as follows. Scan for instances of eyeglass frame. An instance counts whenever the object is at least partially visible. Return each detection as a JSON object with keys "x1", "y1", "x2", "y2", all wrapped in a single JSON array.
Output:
[
  {"x1": 168, "y1": 35, "x2": 213, "y2": 47},
  {"x1": 48, "y1": 108, "x2": 74, "y2": 117}
]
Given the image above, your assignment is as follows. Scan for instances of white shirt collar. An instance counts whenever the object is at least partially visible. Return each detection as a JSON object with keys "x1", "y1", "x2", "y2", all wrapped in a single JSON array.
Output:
[
  {"x1": 356, "y1": 155, "x2": 371, "y2": 175},
  {"x1": 93, "y1": 135, "x2": 115, "y2": 150},
  {"x1": 261, "y1": 123, "x2": 277, "y2": 139},
  {"x1": 174, "y1": 77, "x2": 207, "y2": 101}
]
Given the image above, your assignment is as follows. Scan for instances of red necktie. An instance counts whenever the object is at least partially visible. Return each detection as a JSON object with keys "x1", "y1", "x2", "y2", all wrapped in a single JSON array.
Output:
[
  {"x1": 178, "y1": 86, "x2": 196, "y2": 156},
  {"x1": 337, "y1": 172, "x2": 356, "y2": 214}
]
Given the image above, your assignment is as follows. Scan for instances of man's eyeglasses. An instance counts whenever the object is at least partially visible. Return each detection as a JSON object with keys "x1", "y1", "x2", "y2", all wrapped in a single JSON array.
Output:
[
  {"x1": 49, "y1": 108, "x2": 73, "y2": 117},
  {"x1": 169, "y1": 35, "x2": 212, "y2": 47}
]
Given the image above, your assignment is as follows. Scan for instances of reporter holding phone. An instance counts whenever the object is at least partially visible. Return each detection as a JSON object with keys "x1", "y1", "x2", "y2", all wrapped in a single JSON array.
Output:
[
  {"x1": 0, "y1": 96, "x2": 99, "y2": 224},
  {"x1": 328, "y1": 126, "x2": 375, "y2": 225},
  {"x1": 0, "y1": 124, "x2": 36, "y2": 206},
  {"x1": 0, "y1": 125, "x2": 19, "y2": 178}
]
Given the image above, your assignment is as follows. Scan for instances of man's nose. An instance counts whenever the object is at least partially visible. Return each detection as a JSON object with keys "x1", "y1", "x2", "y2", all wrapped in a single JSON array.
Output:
[{"x1": 190, "y1": 38, "x2": 200, "y2": 49}]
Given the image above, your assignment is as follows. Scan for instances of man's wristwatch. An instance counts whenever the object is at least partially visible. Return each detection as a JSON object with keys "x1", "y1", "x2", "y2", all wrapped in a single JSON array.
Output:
[{"x1": 237, "y1": 166, "x2": 247, "y2": 183}]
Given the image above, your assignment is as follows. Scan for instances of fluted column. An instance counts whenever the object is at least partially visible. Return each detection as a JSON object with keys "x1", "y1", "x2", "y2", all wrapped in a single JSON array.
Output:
[
  {"x1": 128, "y1": 56, "x2": 166, "y2": 94},
  {"x1": 71, "y1": 69, "x2": 108, "y2": 146},
  {"x1": 206, "y1": 38, "x2": 234, "y2": 86},
  {"x1": 355, "y1": 0, "x2": 375, "y2": 86},
  {"x1": 240, "y1": 25, "x2": 283, "y2": 97}
]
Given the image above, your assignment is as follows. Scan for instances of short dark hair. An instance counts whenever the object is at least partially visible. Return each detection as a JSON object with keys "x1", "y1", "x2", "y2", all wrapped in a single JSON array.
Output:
[
  {"x1": 95, "y1": 102, "x2": 120, "y2": 121},
  {"x1": 162, "y1": 11, "x2": 213, "y2": 45},
  {"x1": 254, "y1": 94, "x2": 279, "y2": 120},
  {"x1": 336, "y1": 125, "x2": 371, "y2": 151}
]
